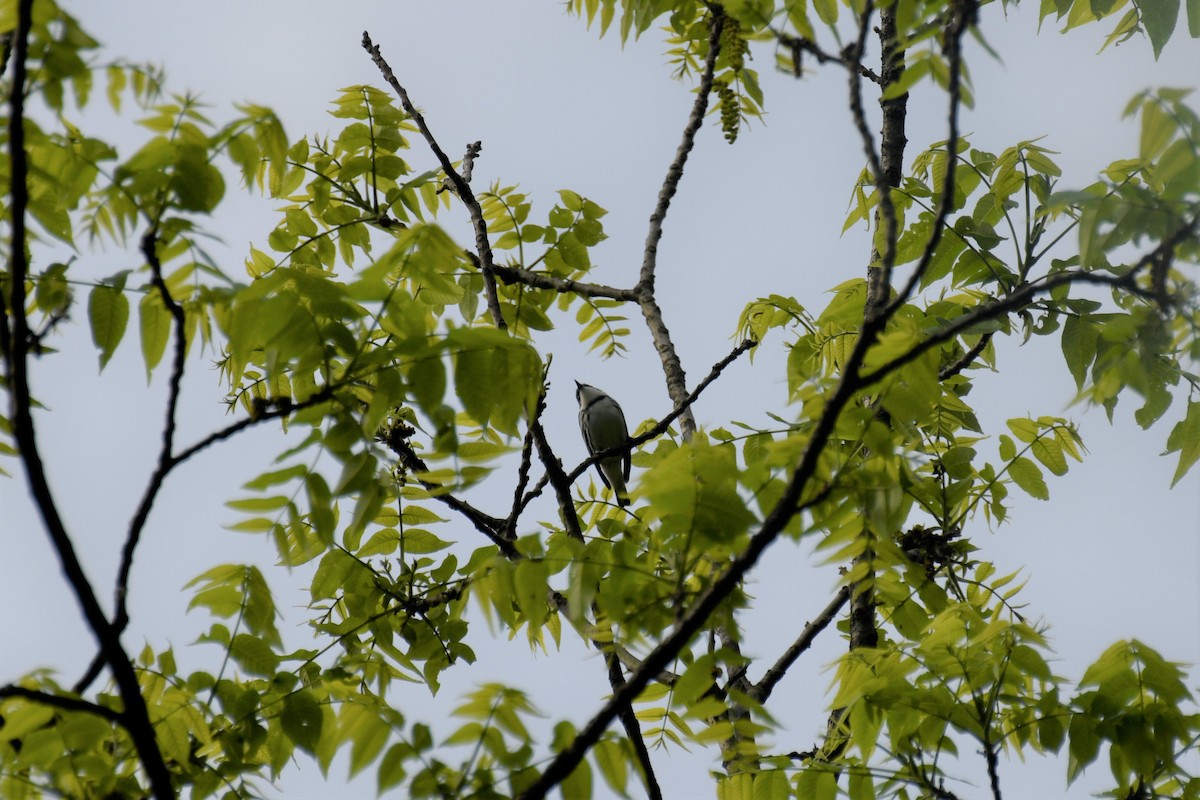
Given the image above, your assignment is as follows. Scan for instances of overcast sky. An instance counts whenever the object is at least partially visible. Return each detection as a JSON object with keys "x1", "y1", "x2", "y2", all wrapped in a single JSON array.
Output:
[{"x1": 3, "y1": 1, "x2": 1198, "y2": 797}]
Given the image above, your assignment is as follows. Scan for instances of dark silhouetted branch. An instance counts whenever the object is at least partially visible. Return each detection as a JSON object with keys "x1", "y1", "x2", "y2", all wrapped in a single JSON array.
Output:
[
  {"x1": 113, "y1": 229, "x2": 188, "y2": 631},
  {"x1": 0, "y1": 685, "x2": 123, "y2": 724},
  {"x1": 2, "y1": 3, "x2": 174, "y2": 796},
  {"x1": 379, "y1": 424, "x2": 518, "y2": 559}
]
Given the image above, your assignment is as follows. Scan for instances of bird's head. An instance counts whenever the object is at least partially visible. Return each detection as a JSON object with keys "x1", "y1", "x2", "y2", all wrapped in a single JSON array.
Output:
[{"x1": 575, "y1": 381, "x2": 599, "y2": 406}]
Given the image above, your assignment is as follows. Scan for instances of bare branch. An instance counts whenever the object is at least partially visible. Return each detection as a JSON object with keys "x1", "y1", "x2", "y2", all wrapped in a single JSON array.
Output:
[
  {"x1": 938, "y1": 333, "x2": 992, "y2": 380},
  {"x1": 638, "y1": 11, "x2": 724, "y2": 292},
  {"x1": 362, "y1": 32, "x2": 506, "y2": 329},
  {"x1": 750, "y1": 585, "x2": 851, "y2": 703},
  {"x1": 504, "y1": 375, "x2": 547, "y2": 542},
  {"x1": 775, "y1": 31, "x2": 881, "y2": 83},
  {"x1": 986, "y1": 740, "x2": 1004, "y2": 800},
  {"x1": 491, "y1": 262, "x2": 637, "y2": 301},
  {"x1": 635, "y1": 10, "x2": 727, "y2": 440},
  {"x1": 460, "y1": 140, "x2": 482, "y2": 184},
  {"x1": 846, "y1": 0, "x2": 898, "y2": 321}
]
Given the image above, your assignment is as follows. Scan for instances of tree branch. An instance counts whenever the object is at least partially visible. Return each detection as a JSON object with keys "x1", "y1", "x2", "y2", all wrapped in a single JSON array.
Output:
[
  {"x1": 775, "y1": 31, "x2": 882, "y2": 83},
  {"x1": 859, "y1": 220, "x2": 1200, "y2": 391},
  {"x1": 491, "y1": 261, "x2": 637, "y2": 301},
  {"x1": 531, "y1": 419, "x2": 584, "y2": 541},
  {"x1": 378, "y1": 423, "x2": 519, "y2": 559},
  {"x1": 113, "y1": 229, "x2": 188, "y2": 633},
  {"x1": 1, "y1": 4, "x2": 173, "y2": 796},
  {"x1": 750, "y1": 585, "x2": 850, "y2": 704},
  {"x1": 0, "y1": 685, "x2": 123, "y2": 724},
  {"x1": 938, "y1": 332, "x2": 992, "y2": 380},
  {"x1": 846, "y1": 0, "x2": 899, "y2": 321},
  {"x1": 362, "y1": 32, "x2": 506, "y2": 329},
  {"x1": 635, "y1": 10, "x2": 726, "y2": 440},
  {"x1": 504, "y1": 374, "x2": 547, "y2": 542}
]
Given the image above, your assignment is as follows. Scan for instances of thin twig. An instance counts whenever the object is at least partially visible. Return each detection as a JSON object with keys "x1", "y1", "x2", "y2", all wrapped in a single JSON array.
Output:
[
  {"x1": 504, "y1": 374, "x2": 547, "y2": 542},
  {"x1": 775, "y1": 31, "x2": 882, "y2": 83},
  {"x1": 381, "y1": 429, "x2": 519, "y2": 559},
  {"x1": 750, "y1": 585, "x2": 851, "y2": 703},
  {"x1": 858, "y1": 219, "x2": 1199, "y2": 390},
  {"x1": 362, "y1": 32, "x2": 506, "y2": 329},
  {"x1": 635, "y1": 10, "x2": 726, "y2": 440},
  {"x1": 938, "y1": 333, "x2": 992, "y2": 380}
]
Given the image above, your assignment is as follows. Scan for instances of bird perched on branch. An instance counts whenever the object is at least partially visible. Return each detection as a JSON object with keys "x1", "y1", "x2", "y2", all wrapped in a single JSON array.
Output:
[{"x1": 575, "y1": 381, "x2": 631, "y2": 507}]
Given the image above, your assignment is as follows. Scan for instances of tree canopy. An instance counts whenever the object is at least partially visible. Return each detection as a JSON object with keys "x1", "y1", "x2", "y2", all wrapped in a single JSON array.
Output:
[{"x1": 2, "y1": 0, "x2": 1199, "y2": 798}]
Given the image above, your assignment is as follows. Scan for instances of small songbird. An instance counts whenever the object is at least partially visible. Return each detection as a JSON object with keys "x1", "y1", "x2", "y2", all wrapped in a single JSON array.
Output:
[{"x1": 575, "y1": 381, "x2": 631, "y2": 507}]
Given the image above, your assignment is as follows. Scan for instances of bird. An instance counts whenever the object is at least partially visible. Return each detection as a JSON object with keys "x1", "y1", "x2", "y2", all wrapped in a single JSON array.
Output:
[{"x1": 575, "y1": 381, "x2": 631, "y2": 507}]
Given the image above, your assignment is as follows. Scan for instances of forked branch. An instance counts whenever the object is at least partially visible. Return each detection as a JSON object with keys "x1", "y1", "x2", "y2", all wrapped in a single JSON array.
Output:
[
  {"x1": 362, "y1": 31, "x2": 506, "y2": 329},
  {"x1": 635, "y1": 10, "x2": 727, "y2": 440},
  {"x1": 2, "y1": 2, "x2": 173, "y2": 796}
]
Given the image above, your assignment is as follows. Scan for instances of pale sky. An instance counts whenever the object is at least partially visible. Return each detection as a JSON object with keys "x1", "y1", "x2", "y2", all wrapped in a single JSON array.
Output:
[{"x1": 3, "y1": 1, "x2": 1198, "y2": 797}]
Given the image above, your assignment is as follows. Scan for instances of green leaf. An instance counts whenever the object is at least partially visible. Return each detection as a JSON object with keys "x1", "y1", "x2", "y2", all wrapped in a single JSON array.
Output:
[
  {"x1": 1032, "y1": 437, "x2": 1069, "y2": 476},
  {"x1": 281, "y1": 690, "x2": 324, "y2": 754},
  {"x1": 1165, "y1": 400, "x2": 1200, "y2": 486},
  {"x1": 1137, "y1": 0, "x2": 1180, "y2": 58},
  {"x1": 1140, "y1": 95, "x2": 1177, "y2": 159},
  {"x1": 88, "y1": 284, "x2": 130, "y2": 369},
  {"x1": 138, "y1": 290, "x2": 174, "y2": 379},
  {"x1": 230, "y1": 633, "x2": 279, "y2": 676},
  {"x1": 377, "y1": 743, "x2": 408, "y2": 792},
  {"x1": 813, "y1": 0, "x2": 838, "y2": 24},
  {"x1": 1061, "y1": 315, "x2": 1097, "y2": 390},
  {"x1": 1009, "y1": 456, "x2": 1050, "y2": 500},
  {"x1": 514, "y1": 559, "x2": 549, "y2": 628},
  {"x1": 343, "y1": 704, "x2": 390, "y2": 777},
  {"x1": 593, "y1": 738, "x2": 628, "y2": 795},
  {"x1": 1007, "y1": 417, "x2": 1040, "y2": 444},
  {"x1": 754, "y1": 770, "x2": 792, "y2": 800}
]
